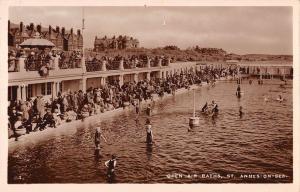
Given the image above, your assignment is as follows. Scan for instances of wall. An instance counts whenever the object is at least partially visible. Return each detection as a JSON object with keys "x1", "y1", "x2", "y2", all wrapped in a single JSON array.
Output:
[
  {"x1": 138, "y1": 72, "x2": 147, "y2": 81},
  {"x1": 123, "y1": 74, "x2": 134, "y2": 83},
  {"x1": 62, "y1": 80, "x2": 80, "y2": 92},
  {"x1": 86, "y1": 77, "x2": 102, "y2": 89}
]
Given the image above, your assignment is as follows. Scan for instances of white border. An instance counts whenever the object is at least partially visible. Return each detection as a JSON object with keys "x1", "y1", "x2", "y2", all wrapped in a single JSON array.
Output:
[{"x1": 0, "y1": 1, "x2": 299, "y2": 192}]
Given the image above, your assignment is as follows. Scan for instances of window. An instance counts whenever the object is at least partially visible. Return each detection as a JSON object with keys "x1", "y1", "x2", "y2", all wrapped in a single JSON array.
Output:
[
  {"x1": 8, "y1": 86, "x2": 17, "y2": 101},
  {"x1": 41, "y1": 83, "x2": 45, "y2": 95},
  {"x1": 27, "y1": 84, "x2": 32, "y2": 98},
  {"x1": 41, "y1": 82, "x2": 52, "y2": 95},
  {"x1": 59, "y1": 82, "x2": 62, "y2": 93},
  {"x1": 47, "y1": 82, "x2": 52, "y2": 95}
]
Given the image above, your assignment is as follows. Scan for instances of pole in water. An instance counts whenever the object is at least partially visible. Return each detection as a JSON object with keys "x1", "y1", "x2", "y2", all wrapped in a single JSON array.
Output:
[
  {"x1": 193, "y1": 90, "x2": 195, "y2": 117},
  {"x1": 189, "y1": 89, "x2": 200, "y2": 127}
]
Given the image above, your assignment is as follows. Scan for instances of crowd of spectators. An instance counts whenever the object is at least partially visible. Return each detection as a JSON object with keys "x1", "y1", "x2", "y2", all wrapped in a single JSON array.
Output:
[
  {"x1": 8, "y1": 48, "x2": 82, "y2": 72},
  {"x1": 8, "y1": 64, "x2": 237, "y2": 141},
  {"x1": 85, "y1": 54, "x2": 171, "y2": 72}
]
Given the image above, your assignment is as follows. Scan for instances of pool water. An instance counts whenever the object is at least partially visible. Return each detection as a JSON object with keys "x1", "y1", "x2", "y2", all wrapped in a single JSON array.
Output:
[{"x1": 8, "y1": 79, "x2": 293, "y2": 183}]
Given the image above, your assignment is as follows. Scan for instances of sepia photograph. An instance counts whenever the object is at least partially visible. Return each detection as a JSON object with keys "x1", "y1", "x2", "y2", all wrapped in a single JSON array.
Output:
[{"x1": 3, "y1": 1, "x2": 298, "y2": 188}]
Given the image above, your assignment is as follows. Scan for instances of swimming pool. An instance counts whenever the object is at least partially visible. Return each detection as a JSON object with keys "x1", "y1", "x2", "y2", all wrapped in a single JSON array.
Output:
[{"x1": 8, "y1": 79, "x2": 293, "y2": 183}]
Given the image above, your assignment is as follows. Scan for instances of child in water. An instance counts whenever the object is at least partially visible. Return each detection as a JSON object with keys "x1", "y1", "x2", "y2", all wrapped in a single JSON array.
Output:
[{"x1": 145, "y1": 119, "x2": 153, "y2": 145}]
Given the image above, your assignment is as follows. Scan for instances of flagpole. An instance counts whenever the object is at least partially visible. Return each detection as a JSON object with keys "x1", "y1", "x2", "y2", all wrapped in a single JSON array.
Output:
[{"x1": 81, "y1": 7, "x2": 87, "y2": 91}]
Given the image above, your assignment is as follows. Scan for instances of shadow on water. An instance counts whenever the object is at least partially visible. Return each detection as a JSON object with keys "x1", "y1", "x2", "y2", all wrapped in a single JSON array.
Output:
[{"x1": 146, "y1": 144, "x2": 153, "y2": 160}]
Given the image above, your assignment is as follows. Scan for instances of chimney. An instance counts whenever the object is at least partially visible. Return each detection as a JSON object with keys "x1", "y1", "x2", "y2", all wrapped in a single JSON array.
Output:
[
  {"x1": 37, "y1": 24, "x2": 41, "y2": 33},
  {"x1": 70, "y1": 28, "x2": 73, "y2": 35},
  {"x1": 49, "y1": 25, "x2": 52, "y2": 34},
  {"x1": 77, "y1": 29, "x2": 81, "y2": 36},
  {"x1": 56, "y1": 26, "x2": 60, "y2": 33},
  {"x1": 8, "y1": 20, "x2": 10, "y2": 32},
  {"x1": 20, "y1": 22, "x2": 23, "y2": 32},
  {"x1": 62, "y1": 27, "x2": 65, "y2": 35},
  {"x1": 30, "y1": 23, "x2": 34, "y2": 30}
]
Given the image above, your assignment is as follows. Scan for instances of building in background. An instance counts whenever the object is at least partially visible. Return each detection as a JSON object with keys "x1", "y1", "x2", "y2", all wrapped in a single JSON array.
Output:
[
  {"x1": 8, "y1": 20, "x2": 83, "y2": 51},
  {"x1": 94, "y1": 35, "x2": 139, "y2": 51}
]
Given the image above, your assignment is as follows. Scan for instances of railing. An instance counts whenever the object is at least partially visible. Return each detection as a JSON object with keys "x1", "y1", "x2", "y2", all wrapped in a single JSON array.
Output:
[
  {"x1": 162, "y1": 58, "x2": 169, "y2": 66},
  {"x1": 25, "y1": 57, "x2": 53, "y2": 71},
  {"x1": 8, "y1": 49, "x2": 83, "y2": 72},
  {"x1": 58, "y1": 51, "x2": 82, "y2": 69},
  {"x1": 150, "y1": 59, "x2": 159, "y2": 67},
  {"x1": 9, "y1": 55, "x2": 170, "y2": 73},
  {"x1": 123, "y1": 59, "x2": 147, "y2": 69},
  {"x1": 85, "y1": 60, "x2": 102, "y2": 72},
  {"x1": 106, "y1": 60, "x2": 120, "y2": 70},
  {"x1": 138, "y1": 59, "x2": 148, "y2": 68},
  {"x1": 59, "y1": 57, "x2": 81, "y2": 69}
]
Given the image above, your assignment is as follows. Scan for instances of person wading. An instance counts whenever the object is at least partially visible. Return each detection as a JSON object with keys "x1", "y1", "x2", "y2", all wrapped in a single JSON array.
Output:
[
  {"x1": 201, "y1": 102, "x2": 208, "y2": 113},
  {"x1": 146, "y1": 104, "x2": 152, "y2": 116},
  {"x1": 105, "y1": 154, "x2": 117, "y2": 181},
  {"x1": 95, "y1": 127, "x2": 107, "y2": 150},
  {"x1": 236, "y1": 84, "x2": 241, "y2": 97},
  {"x1": 239, "y1": 106, "x2": 244, "y2": 118},
  {"x1": 135, "y1": 101, "x2": 140, "y2": 121},
  {"x1": 145, "y1": 119, "x2": 153, "y2": 145}
]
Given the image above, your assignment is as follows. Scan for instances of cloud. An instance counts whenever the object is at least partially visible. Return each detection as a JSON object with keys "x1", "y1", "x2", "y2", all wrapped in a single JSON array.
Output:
[{"x1": 9, "y1": 6, "x2": 292, "y2": 54}]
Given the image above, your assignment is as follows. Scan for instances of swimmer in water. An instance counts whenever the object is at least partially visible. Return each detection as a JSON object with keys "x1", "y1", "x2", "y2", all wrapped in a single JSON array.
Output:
[
  {"x1": 95, "y1": 127, "x2": 107, "y2": 150},
  {"x1": 239, "y1": 106, "x2": 244, "y2": 118},
  {"x1": 105, "y1": 154, "x2": 117, "y2": 181},
  {"x1": 210, "y1": 100, "x2": 219, "y2": 117},
  {"x1": 145, "y1": 119, "x2": 153, "y2": 145},
  {"x1": 277, "y1": 95, "x2": 284, "y2": 102},
  {"x1": 135, "y1": 101, "x2": 140, "y2": 114},
  {"x1": 264, "y1": 95, "x2": 269, "y2": 102},
  {"x1": 211, "y1": 100, "x2": 217, "y2": 111},
  {"x1": 236, "y1": 85, "x2": 241, "y2": 97},
  {"x1": 146, "y1": 104, "x2": 152, "y2": 116},
  {"x1": 135, "y1": 101, "x2": 140, "y2": 121},
  {"x1": 201, "y1": 102, "x2": 208, "y2": 113}
]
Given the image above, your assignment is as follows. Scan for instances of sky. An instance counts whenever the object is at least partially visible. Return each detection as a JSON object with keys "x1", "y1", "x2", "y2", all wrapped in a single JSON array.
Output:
[{"x1": 9, "y1": 6, "x2": 293, "y2": 55}]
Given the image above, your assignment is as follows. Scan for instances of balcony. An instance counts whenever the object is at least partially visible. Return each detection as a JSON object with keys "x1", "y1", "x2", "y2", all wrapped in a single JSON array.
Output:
[
  {"x1": 8, "y1": 54, "x2": 84, "y2": 83},
  {"x1": 84, "y1": 57, "x2": 171, "y2": 72}
]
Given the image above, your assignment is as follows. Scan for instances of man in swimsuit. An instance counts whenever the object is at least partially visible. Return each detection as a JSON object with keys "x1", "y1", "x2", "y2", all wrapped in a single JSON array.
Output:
[{"x1": 105, "y1": 154, "x2": 117, "y2": 181}]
